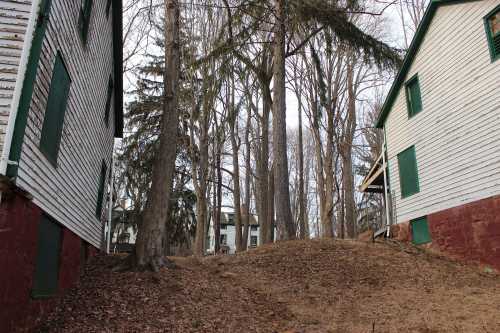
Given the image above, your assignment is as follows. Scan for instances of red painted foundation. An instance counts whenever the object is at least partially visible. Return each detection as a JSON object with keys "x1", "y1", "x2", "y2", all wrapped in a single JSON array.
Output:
[
  {"x1": 391, "y1": 195, "x2": 500, "y2": 271},
  {"x1": 0, "y1": 192, "x2": 97, "y2": 333}
]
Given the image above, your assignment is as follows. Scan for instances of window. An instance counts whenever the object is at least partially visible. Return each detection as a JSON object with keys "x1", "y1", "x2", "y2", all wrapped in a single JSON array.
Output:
[
  {"x1": 397, "y1": 145, "x2": 420, "y2": 198},
  {"x1": 484, "y1": 5, "x2": 500, "y2": 62},
  {"x1": 251, "y1": 225, "x2": 258, "y2": 231},
  {"x1": 405, "y1": 74, "x2": 422, "y2": 117},
  {"x1": 227, "y1": 213, "x2": 234, "y2": 224},
  {"x1": 32, "y1": 215, "x2": 62, "y2": 298},
  {"x1": 95, "y1": 160, "x2": 107, "y2": 218},
  {"x1": 104, "y1": 76, "x2": 113, "y2": 126},
  {"x1": 106, "y1": 0, "x2": 112, "y2": 18},
  {"x1": 220, "y1": 234, "x2": 227, "y2": 245},
  {"x1": 40, "y1": 53, "x2": 71, "y2": 165},
  {"x1": 78, "y1": 0, "x2": 93, "y2": 44},
  {"x1": 250, "y1": 236, "x2": 258, "y2": 247},
  {"x1": 221, "y1": 224, "x2": 227, "y2": 230},
  {"x1": 411, "y1": 216, "x2": 431, "y2": 245}
]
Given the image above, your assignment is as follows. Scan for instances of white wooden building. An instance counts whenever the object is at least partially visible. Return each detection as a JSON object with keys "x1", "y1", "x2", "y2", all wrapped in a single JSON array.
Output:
[
  {"x1": 207, "y1": 211, "x2": 262, "y2": 254},
  {"x1": 361, "y1": 0, "x2": 500, "y2": 268},
  {"x1": 0, "y1": 0, "x2": 122, "y2": 330}
]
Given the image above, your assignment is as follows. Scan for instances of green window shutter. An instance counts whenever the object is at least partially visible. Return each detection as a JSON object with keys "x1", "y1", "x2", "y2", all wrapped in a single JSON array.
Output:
[
  {"x1": 96, "y1": 160, "x2": 107, "y2": 218},
  {"x1": 40, "y1": 53, "x2": 71, "y2": 166},
  {"x1": 397, "y1": 145, "x2": 420, "y2": 198},
  {"x1": 78, "y1": 0, "x2": 93, "y2": 44},
  {"x1": 32, "y1": 215, "x2": 62, "y2": 298},
  {"x1": 6, "y1": 0, "x2": 53, "y2": 178},
  {"x1": 405, "y1": 74, "x2": 422, "y2": 117},
  {"x1": 411, "y1": 216, "x2": 431, "y2": 245},
  {"x1": 104, "y1": 76, "x2": 114, "y2": 126},
  {"x1": 484, "y1": 5, "x2": 500, "y2": 62},
  {"x1": 106, "y1": 0, "x2": 112, "y2": 18}
]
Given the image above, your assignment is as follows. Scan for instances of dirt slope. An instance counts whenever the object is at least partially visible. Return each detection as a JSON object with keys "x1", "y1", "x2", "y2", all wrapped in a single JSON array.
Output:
[{"x1": 40, "y1": 239, "x2": 500, "y2": 333}]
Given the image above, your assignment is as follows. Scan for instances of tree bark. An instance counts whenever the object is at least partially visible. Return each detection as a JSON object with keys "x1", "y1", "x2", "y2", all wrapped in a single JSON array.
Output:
[
  {"x1": 192, "y1": 94, "x2": 211, "y2": 256},
  {"x1": 272, "y1": 0, "x2": 295, "y2": 240},
  {"x1": 343, "y1": 59, "x2": 357, "y2": 238},
  {"x1": 242, "y1": 107, "x2": 252, "y2": 250},
  {"x1": 229, "y1": 76, "x2": 243, "y2": 252},
  {"x1": 257, "y1": 92, "x2": 272, "y2": 244},
  {"x1": 297, "y1": 90, "x2": 307, "y2": 239},
  {"x1": 135, "y1": 0, "x2": 180, "y2": 271}
]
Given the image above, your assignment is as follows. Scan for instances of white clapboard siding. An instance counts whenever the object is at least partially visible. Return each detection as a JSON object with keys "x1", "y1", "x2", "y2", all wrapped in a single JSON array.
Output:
[
  {"x1": 16, "y1": 0, "x2": 116, "y2": 248},
  {"x1": 0, "y1": 0, "x2": 31, "y2": 155},
  {"x1": 385, "y1": 0, "x2": 500, "y2": 224}
]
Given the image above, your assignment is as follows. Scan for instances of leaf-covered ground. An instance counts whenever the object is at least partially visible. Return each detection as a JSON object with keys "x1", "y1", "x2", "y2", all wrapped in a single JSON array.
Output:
[{"x1": 40, "y1": 239, "x2": 500, "y2": 332}]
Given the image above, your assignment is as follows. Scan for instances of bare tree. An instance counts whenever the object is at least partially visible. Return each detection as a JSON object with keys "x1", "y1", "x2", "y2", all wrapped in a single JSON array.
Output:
[{"x1": 134, "y1": 0, "x2": 180, "y2": 270}]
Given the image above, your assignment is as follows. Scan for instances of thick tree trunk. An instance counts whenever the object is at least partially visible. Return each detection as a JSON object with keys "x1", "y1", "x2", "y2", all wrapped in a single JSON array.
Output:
[
  {"x1": 322, "y1": 106, "x2": 335, "y2": 238},
  {"x1": 213, "y1": 142, "x2": 222, "y2": 253},
  {"x1": 343, "y1": 60, "x2": 357, "y2": 238},
  {"x1": 242, "y1": 108, "x2": 252, "y2": 250},
  {"x1": 135, "y1": 0, "x2": 180, "y2": 271},
  {"x1": 272, "y1": 0, "x2": 295, "y2": 240},
  {"x1": 268, "y1": 163, "x2": 275, "y2": 241},
  {"x1": 257, "y1": 95, "x2": 271, "y2": 244},
  {"x1": 230, "y1": 119, "x2": 243, "y2": 252},
  {"x1": 193, "y1": 103, "x2": 210, "y2": 256},
  {"x1": 337, "y1": 187, "x2": 345, "y2": 239},
  {"x1": 297, "y1": 94, "x2": 308, "y2": 239}
]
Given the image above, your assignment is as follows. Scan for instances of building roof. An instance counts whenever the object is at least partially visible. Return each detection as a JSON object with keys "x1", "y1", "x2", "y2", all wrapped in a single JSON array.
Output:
[
  {"x1": 221, "y1": 212, "x2": 259, "y2": 226},
  {"x1": 375, "y1": 0, "x2": 479, "y2": 128}
]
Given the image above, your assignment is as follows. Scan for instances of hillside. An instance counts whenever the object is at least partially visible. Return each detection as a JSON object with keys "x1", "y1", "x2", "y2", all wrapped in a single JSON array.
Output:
[{"x1": 40, "y1": 239, "x2": 500, "y2": 333}]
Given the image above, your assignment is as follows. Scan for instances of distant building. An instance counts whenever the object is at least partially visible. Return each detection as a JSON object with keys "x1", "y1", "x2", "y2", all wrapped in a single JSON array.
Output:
[
  {"x1": 360, "y1": 0, "x2": 500, "y2": 269},
  {"x1": 111, "y1": 205, "x2": 137, "y2": 253},
  {"x1": 207, "y1": 211, "x2": 261, "y2": 254}
]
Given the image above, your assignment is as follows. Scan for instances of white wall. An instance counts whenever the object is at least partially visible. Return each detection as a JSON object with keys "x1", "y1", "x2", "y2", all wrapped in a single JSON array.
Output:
[
  {"x1": 385, "y1": 0, "x2": 500, "y2": 223},
  {"x1": 16, "y1": 0, "x2": 116, "y2": 247},
  {"x1": 0, "y1": 0, "x2": 32, "y2": 155},
  {"x1": 207, "y1": 224, "x2": 260, "y2": 254}
]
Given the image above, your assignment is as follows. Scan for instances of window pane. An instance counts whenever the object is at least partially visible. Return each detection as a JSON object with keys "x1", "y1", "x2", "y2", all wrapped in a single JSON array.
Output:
[
  {"x1": 398, "y1": 146, "x2": 420, "y2": 198},
  {"x1": 406, "y1": 76, "x2": 422, "y2": 117},
  {"x1": 40, "y1": 53, "x2": 71, "y2": 165},
  {"x1": 32, "y1": 216, "x2": 62, "y2": 298},
  {"x1": 95, "y1": 161, "x2": 107, "y2": 218},
  {"x1": 411, "y1": 217, "x2": 431, "y2": 245},
  {"x1": 489, "y1": 12, "x2": 500, "y2": 36}
]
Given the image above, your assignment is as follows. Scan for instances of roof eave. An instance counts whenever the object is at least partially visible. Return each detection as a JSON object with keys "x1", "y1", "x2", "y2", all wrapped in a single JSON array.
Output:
[
  {"x1": 112, "y1": 0, "x2": 123, "y2": 138},
  {"x1": 375, "y1": 0, "x2": 478, "y2": 128}
]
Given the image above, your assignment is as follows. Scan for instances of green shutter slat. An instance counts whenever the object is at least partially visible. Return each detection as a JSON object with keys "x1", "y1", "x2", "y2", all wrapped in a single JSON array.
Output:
[
  {"x1": 406, "y1": 75, "x2": 422, "y2": 117},
  {"x1": 411, "y1": 79, "x2": 422, "y2": 114},
  {"x1": 96, "y1": 161, "x2": 107, "y2": 218},
  {"x1": 411, "y1": 217, "x2": 431, "y2": 245},
  {"x1": 494, "y1": 34, "x2": 500, "y2": 55},
  {"x1": 79, "y1": 0, "x2": 93, "y2": 44},
  {"x1": 40, "y1": 53, "x2": 71, "y2": 165},
  {"x1": 32, "y1": 216, "x2": 62, "y2": 298},
  {"x1": 106, "y1": 0, "x2": 112, "y2": 18},
  {"x1": 484, "y1": 6, "x2": 500, "y2": 62},
  {"x1": 397, "y1": 145, "x2": 420, "y2": 198}
]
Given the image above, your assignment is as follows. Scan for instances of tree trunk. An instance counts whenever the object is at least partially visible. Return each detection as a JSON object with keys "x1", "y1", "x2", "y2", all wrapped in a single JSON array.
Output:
[
  {"x1": 272, "y1": 0, "x2": 295, "y2": 240},
  {"x1": 192, "y1": 99, "x2": 210, "y2": 256},
  {"x1": 257, "y1": 94, "x2": 271, "y2": 244},
  {"x1": 229, "y1": 75, "x2": 243, "y2": 252},
  {"x1": 297, "y1": 92, "x2": 307, "y2": 239},
  {"x1": 135, "y1": 0, "x2": 180, "y2": 271},
  {"x1": 268, "y1": 163, "x2": 275, "y2": 242},
  {"x1": 242, "y1": 107, "x2": 252, "y2": 250},
  {"x1": 343, "y1": 60, "x2": 357, "y2": 238}
]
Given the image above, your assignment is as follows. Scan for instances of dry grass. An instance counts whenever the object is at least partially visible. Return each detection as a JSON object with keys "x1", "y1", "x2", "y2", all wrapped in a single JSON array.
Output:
[{"x1": 40, "y1": 239, "x2": 500, "y2": 332}]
